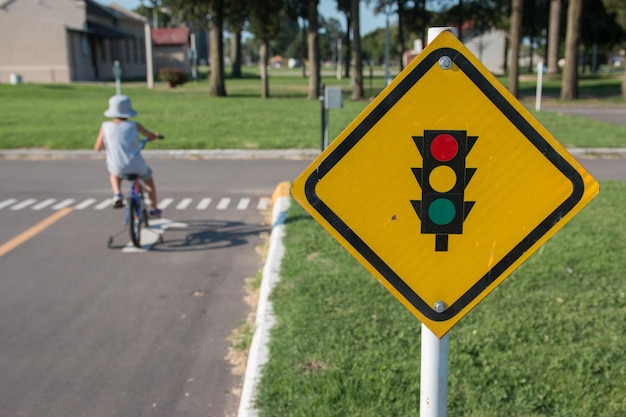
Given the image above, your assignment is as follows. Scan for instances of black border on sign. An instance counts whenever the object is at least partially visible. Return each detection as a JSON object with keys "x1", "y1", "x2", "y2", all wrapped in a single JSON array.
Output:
[{"x1": 303, "y1": 47, "x2": 585, "y2": 322}]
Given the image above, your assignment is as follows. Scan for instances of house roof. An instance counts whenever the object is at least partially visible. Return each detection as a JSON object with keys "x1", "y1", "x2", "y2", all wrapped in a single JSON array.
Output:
[
  {"x1": 108, "y1": 2, "x2": 147, "y2": 22},
  {"x1": 152, "y1": 27, "x2": 189, "y2": 46},
  {"x1": 87, "y1": 21, "x2": 133, "y2": 38}
]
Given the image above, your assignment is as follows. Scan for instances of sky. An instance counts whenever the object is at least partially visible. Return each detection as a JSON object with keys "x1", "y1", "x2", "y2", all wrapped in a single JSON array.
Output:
[{"x1": 95, "y1": 0, "x2": 388, "y2": 35}]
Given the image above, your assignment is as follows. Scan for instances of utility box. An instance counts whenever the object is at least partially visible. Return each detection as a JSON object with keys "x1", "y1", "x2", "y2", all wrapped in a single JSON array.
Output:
[
  {"x1": 9, "y1": 73, "x2": 22, "y2": 85},
  {"x1": 325, "y1": 87, "x2": 343, "y2": 109}
]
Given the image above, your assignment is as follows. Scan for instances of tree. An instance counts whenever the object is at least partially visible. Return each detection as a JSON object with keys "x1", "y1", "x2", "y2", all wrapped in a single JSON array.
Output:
[
  {"x1": 546, "y1": 0, "x2": 561, "y2": 74},
  {"x1": 225, "y1": 0, "x2": 250, "y2": 78},
  {"x1": 508, "y1": 0, "x2": 523, "y2": 97},
  {"x1": 208, "y1": 1, "x2": 227, "y2": 96},
  {"x1": 352, "y1": 0, "x2": 364, "y2": 99},
  {"x1": 603, "y1": 0, "x2": 626, "y2": 98},
  {"x1": 373, "y1": 0, "x2": 406, "y2": 70},
  {"x1": 580, "y1": 0, "x2": 623, "y2": 74},
  {"x1": 320, "y1": 17, "x2": 345, "y2": 63},
  {"x1": 307, "y1": 0, "x2": 321, "y2": 99},
  {"x1": 161, "y1": 0, "x2": 227, "y2": 97},
  {"x1": 521, "y1": 0, "x2": 550, "y2": 73},
  {"x1": 249, "y1": 0, "x2": 283, "y2": 98},
  {"x1": 337, "y1": 0, "x2": 352, "y2": 78},
  {"x1": 286, "y1": 0, "x2": 309, "y2": 77},
  {"x1": 561, "y1": 0, "x2": 583, "y2": 100},
  {"x1": 432, "y1": 0, "x2": 507, "y2": 37}
]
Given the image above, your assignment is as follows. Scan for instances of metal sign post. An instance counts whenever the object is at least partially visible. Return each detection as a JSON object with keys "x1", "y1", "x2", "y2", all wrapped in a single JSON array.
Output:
[
  {"x1": 321, "y1": 86, "x2": 344, "y2": 151},
  {"x1": 420, "y1": 324, "x2": 449, "y2": 417}
]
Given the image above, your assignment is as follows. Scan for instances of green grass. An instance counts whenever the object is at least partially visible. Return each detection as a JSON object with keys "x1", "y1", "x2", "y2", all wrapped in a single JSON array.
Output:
[
  {"x1": 0, "y1": 72, "x2": 624, "y2": 149},
  {"x1": 256, "y1": 182, "x2": 626, "y2": 417}
]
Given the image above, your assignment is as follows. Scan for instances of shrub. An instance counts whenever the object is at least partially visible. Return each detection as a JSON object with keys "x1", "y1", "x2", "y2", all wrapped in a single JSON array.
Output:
[{"x1": 157, "y1": 67, "x2": 188, "y2": 87}]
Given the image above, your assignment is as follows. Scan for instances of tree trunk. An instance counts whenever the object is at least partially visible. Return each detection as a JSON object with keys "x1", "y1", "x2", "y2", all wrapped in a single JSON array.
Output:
[
  {"x1": 260, "y1": 41, "x2": 269, "y2": 98},
  {"x1": 231, "y1": 30, "x2": 242, "y2": 78},
  {"x1": 209, "y1": 2, "x2": 227, "y2": 97},
  {"x1": 547, "y1": 0, "x2": 561, "y2": 74},
  {"x1": 351, "y1": 0, "x2": 363, "y2": 100},
  {"x1": 397, "y1": 2, "x2": 405, "y2": 71},
  {"x1": 301, "y1": 20, "x2": 307, "y2": 78},
  {"x1": 307, "y1": 0, "x2": 320, "y2": 100},
  {"x1": 508, "y1": 0, "x2": 523, "y2": 98},
  {"x1": 344, "y1": 14, "x2": 351, "y2": 78},
  {"x1": 457, "y1": 0, "x2": 463, "y2": 42},
  {"x1": 622, "y1": 63, "x2": 626, "y2": 99},
  {"x1": 561, "y1": 0, "x2": 582, "y2": 100},
  {"x1": 623, "y1": 42, "x2": 626, "y2": 99}
]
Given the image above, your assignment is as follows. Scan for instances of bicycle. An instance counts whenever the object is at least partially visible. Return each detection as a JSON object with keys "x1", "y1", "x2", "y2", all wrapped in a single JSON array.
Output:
[{"x1": 107, "y1": 135, "x2": 163, "y2": 248}]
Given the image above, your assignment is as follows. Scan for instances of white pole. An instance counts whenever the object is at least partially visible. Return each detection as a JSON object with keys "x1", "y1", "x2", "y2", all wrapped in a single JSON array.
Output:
[
  {"x1": 144, "y1": 22, "x2": 154, "y2": 89},
  {"x1": 113, "y1": 60, "x2": 122, "y2": 95},
  {"x1": 190, "y1": 33, "x2": 197, "y2": 80},
  {"x1": 336, "y1": 39, "x2": 342, "y2": 80},
  {"x1": 420, "y1": 324, "x2": 449, "y2": 417},
  {"x1": 535, "y1": 60, "x2": 543, "y2": 111},
  {"x1": 419, "y1": 28, "x2": 457, "y2": 417}
]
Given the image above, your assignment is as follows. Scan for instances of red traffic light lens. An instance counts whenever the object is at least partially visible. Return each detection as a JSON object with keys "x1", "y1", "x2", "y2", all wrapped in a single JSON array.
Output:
[{"x1": 430, "y1": 134, "x2": 458, "y2": 162}]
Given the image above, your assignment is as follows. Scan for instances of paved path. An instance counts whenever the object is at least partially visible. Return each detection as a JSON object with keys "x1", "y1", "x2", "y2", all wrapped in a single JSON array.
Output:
[{"x1": 541, "y1": 105, "x2": 626, "y2": 126}]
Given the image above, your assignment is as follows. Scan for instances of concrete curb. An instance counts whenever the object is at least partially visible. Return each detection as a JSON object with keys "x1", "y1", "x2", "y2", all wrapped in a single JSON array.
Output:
[
  {"x1": 0, "y1": 149, "x2": 320, "y2": 160},
  {"x1": 237, "y1": 181, "x2": 291, "y2": 417}
]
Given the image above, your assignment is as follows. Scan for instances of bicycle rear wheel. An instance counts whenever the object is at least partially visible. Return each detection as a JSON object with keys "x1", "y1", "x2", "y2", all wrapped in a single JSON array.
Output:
[{"x1": 128, "y1": 197, "x2": 142, "y2": 247}]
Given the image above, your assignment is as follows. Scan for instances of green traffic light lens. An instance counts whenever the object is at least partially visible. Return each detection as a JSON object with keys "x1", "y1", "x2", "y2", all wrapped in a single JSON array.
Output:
[{"x1": 428, "y1": 198, "x2": 456, "y2": 225}]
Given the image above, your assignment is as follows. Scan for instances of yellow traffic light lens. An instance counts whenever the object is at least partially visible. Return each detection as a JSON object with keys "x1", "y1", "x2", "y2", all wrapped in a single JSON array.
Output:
[{"x1": 429, "y1": 166, "x2": 457, "y2": 192}]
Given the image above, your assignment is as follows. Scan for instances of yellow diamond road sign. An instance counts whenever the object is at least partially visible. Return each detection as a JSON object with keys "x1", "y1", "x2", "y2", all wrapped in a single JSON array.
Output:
[{"x1": 290, "y1": 31, "x2": 599, "y2": 338}]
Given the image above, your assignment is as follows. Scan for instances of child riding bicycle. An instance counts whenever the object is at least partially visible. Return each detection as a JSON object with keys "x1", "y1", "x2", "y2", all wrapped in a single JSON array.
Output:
[{"x1": 94, "y1": 94, "x2": 162, "y2": 218}]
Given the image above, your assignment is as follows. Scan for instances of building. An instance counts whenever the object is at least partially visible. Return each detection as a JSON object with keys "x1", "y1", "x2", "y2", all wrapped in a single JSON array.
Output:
[
  {"x1": 151, "y1": 27, "x2": 190, "y2": 75},
  {"x1": 0, "y1": 0, "x2": 148, "y2": 83},
  {"x1": 403, "y1": 25, "x2": 507, "y2": 76}
]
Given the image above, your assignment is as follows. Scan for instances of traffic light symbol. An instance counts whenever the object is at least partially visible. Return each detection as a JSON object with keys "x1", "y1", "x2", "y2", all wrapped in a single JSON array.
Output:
[{"x1": 411, "y1": 130, "x2": 477, "y2": 251}]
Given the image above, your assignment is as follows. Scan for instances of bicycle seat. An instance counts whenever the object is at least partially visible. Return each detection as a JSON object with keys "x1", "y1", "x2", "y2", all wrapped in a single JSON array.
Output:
[{"x1": 121, "y1": 174, "x2": 140, "y2": 180}]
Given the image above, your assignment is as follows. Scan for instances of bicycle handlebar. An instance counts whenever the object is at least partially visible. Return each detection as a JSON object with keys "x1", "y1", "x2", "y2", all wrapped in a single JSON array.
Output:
[{"x1": 133, "y1": 135, "x2": 164, "y2": 157}]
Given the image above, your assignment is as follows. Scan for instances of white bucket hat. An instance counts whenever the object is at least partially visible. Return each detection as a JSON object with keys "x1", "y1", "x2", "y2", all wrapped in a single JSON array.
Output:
[{"x1": 104, "y1": 95, "x2": 137, "y2": 118}]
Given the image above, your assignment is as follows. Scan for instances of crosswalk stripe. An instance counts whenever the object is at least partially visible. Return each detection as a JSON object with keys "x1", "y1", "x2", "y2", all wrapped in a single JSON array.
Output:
[
  {"x1": 52, "y1": 199, "x2": 75, "y2": 210},
  {"x1": 257, "y1": 197, "x2": 270, "y2": 210},
  {"x1": 196, "y1": 198, "x2": 212, "y2": 209},
  {"x1": 0, "y1": 199, "x2": 18, "y2": 210},
  {"x1": 216, "y1": 198, "x2": 231, "y2": 210},
  {"x1": 32, "y1": 199, "x2": 56, "y2": 210},
  {"x1": 74, "y1": 198, "x2": 97, "y2": 210},
  {"x1": 176, "y1": 198, "x2": 192, "y2": 210},
  {"x1": 0, "y1": 197, "x2": 271, "y2": 212},
  {"x1": 11, "y1": 199, "x2": 37, "y2": 210},
  {"x1": 157, "y1": 198, "x2": 173, "y2": 210},
  {"x1": 237, "y1": 198, "x2": 250, "y2": 210},
  {"x1": 94, "y1": 199, "x2": 112, "y2": 210}
]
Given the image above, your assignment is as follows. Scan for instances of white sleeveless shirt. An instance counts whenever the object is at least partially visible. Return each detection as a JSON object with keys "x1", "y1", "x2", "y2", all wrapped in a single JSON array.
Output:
[{"x1": 102, "y1": 121, "x2": 151, "y2": 178}]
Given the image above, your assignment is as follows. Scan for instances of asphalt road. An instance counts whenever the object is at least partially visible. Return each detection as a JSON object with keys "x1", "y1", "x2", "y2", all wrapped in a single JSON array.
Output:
[
  {"x1": 0, "y1": 158, "x2": 310, "y2": 417},
  {"x1": 0, "y1": 151, "x2": 624, "y2": 417}
]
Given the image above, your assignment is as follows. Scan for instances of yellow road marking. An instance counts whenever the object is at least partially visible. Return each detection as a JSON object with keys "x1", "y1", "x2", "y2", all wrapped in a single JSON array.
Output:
[{"x1": 0, "y1": 207, "x2": 74, "y2": 257}]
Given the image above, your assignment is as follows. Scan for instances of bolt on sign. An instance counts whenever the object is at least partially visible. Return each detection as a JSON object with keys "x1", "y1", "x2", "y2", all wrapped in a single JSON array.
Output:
[{"x1": 290, "y1": 31, "x2": 599, "y2": 338}]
